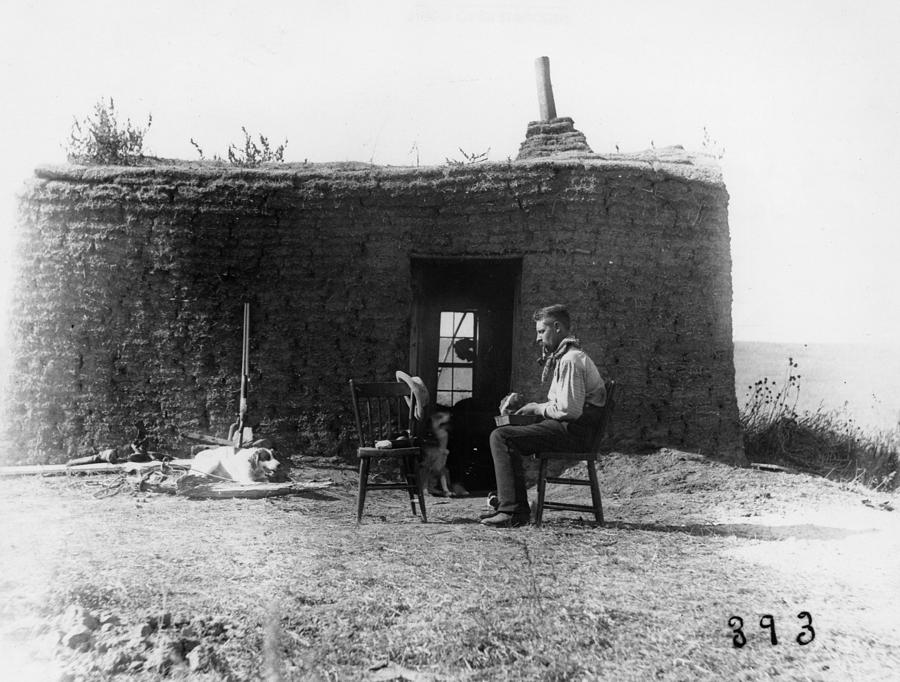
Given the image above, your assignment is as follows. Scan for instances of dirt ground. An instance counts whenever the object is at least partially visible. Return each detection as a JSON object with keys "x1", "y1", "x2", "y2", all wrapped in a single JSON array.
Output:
[{"x1": 1, "y1": 449, "x2": 898, "y2": 681}]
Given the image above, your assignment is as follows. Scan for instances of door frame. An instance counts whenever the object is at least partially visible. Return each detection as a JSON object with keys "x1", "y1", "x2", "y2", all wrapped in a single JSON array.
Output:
[{"x1": 409, "y1": 256, "x2": 522, "y2": 407}]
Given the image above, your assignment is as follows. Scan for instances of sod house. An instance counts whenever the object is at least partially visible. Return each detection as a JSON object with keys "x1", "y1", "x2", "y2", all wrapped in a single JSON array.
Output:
[{"x1": 5, "y1": 67, "x2": 744, "y2": 478}]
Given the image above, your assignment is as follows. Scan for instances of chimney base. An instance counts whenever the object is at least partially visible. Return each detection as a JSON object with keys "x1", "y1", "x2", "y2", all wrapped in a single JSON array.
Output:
[{"x1": 516, "y1": 117, "x2": 593, "y2": 160}]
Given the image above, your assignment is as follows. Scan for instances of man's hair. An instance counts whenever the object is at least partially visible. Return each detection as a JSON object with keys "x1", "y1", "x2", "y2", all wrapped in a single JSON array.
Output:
[{"x1": 533, "y1": 304, "x2": 571, "y2": 329}]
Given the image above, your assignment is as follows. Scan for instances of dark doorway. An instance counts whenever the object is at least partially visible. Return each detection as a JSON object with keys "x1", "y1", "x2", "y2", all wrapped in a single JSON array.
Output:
[{"x1": 410, "y1": 258, "x2": 521, "y2": 491}]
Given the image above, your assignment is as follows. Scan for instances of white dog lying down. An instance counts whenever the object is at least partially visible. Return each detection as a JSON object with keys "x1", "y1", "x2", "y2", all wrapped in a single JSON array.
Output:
[{"x1": 190, "y1": 446, "x2": 280, "y2": 484}]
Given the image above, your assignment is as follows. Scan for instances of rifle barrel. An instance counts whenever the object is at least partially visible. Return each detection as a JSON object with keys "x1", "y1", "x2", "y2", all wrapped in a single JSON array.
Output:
[
  {"x1": 242, "y1": 303, "x2": 250, "y2": 376},
  {"x1": 237, "y1": 303, "x2": 250, "y2": 448}
]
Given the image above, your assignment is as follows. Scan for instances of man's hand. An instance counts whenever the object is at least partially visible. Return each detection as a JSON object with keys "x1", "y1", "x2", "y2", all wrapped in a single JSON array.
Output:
[{"x1": 515, "y1": 402, "x2": 545, "y2": 416}]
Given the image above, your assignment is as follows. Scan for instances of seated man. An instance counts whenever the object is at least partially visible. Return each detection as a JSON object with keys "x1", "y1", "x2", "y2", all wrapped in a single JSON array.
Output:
[{"x1": 481, "y1": 304, "x2": 607, "y2": 527}]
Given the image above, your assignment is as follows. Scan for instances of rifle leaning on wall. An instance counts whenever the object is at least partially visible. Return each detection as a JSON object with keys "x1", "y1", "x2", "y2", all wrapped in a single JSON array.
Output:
[{"x1": 228, "y1": 303, "x2": 252, "y2": 448}]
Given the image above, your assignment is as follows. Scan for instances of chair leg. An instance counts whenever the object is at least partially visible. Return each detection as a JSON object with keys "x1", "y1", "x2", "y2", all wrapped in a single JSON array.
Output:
[
  {"x1": 535, "y1": 456, "x2": 548, "y2": 527},
  {"x1": 399, "y1": 455, "x2": 418, "y2": 516},
  {"x1": 411, "y1": 455, "x2": 428, "y2": 523},
  {"x1": 587, "y1": 459, "x2": 604, "y2": 525},
  {"x1": 356, "y1": 457, "x2": 371, "y2": 524}
]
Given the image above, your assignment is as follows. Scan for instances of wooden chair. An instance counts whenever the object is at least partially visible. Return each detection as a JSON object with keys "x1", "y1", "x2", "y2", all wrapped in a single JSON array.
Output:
[
  {"x1": 534, "y1": 381, "x2": 616, "y2": 527},
  {"x1": 349, "y1": 379, "x2": 428, "y2": 524}
]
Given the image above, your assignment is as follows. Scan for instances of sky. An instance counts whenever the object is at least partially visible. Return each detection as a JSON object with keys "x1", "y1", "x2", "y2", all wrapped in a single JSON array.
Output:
[{"x1": 1, "y1": 0, "x2": 898, "y2": 347}]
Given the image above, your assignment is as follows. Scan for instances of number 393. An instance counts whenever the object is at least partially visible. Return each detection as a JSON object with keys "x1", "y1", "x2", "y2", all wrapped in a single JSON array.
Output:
[{"x1": 728, "y1": 612, "x2": 815, "y2": 648}]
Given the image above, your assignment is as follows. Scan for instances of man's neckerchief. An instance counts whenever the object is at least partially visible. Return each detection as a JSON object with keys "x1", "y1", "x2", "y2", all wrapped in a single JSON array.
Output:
[{"x1": 539, "y1": 336, "x2": 581, "y2": 384}]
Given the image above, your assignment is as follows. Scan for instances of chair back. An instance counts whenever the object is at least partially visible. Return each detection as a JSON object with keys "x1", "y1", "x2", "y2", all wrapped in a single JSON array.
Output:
[
  {"x1": 587, "y1": 380, "x2": 616, "y2": 453},
  {"x1": 348, "y1": 380, "x2": 418, "y2": 448}
]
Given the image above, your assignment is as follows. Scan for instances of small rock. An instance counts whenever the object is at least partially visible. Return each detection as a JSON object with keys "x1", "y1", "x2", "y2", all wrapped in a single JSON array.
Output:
[
  {"x1": 186, "y1": 647, "x2": 203, "y2": 671},
  {"x1": 60, "y1": 604, "x2": 100, "y2": 633},
  {"x1": 144, "y1": 632, "x2": 192, "y2": 675},
  {"x1": 63, "y1": 628, "x2": 92, "y2": 650},
  {"x1": 205, "y1": 619, "x2": 227, "y2": 638},
  {"x1": 129, "y1": 621, "x2": 155, "y2": 640},
  {"x1": 102, "y1": 650, "x2": 132, "y2": 675},
  {"x1": 186, "y1": 644, "x2": 218, "y2": 672},
  {"x1": 100, "y1": 613, "x2": 121, "y2": 627},
  {"x1": 180, "y1": 624, "x2": 199, "y2": 639},
  {"x1": 143, "y1": 646, "x2": 173, "y2": 676}
]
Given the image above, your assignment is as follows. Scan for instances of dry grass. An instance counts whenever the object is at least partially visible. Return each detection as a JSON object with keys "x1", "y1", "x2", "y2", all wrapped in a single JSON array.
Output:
[
  {"x1": 740, "y1": 358, "x2": 900, "y2": 490},
  {"x1": 1, "y1": 451, "x2": 899, "y2": 681}
]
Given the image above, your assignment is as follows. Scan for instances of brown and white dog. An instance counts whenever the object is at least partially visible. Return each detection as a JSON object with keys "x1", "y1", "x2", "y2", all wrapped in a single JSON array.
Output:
[
  {"x1": 189, "y1": 446, "x2": 280, "y2": 484},
  {"x1": 420, "y1": 410, "x2": 454, "y2": 496}
]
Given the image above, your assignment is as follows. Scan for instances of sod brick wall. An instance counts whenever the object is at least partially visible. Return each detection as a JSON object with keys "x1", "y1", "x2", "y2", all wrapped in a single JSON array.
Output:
[{"x1": 5, "y1": 150, "x2": 744, "y2": 464}]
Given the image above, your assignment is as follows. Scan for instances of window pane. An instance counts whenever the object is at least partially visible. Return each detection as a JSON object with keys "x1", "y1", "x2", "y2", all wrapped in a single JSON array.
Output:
[
  {"x1": 439, "y1": 312, "x2": 455, "y2": 336},
  {"x1": 437, "y1": 369, "x2": 452, "y2": 390},
  {"x1": 453, "y1": 367, "x2": 472, "y2": 390},
  {"x1": 438, "y1": 338, "x2": 453, "y2": 362},
  {"x1": 455, "y1": 312, "x2": 474, "y2": 337},
  {"x1": 441, "y1": 310, "x2": 476, "y2": 338},
  {"x1": 436, "y1": 391, "x2": 453, "y2": 407}
]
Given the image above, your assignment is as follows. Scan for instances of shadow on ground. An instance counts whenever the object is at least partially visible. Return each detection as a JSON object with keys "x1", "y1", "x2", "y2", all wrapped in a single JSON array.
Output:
[{"x1": 597, "y1": 519, "x2": 879, "y2": 540}]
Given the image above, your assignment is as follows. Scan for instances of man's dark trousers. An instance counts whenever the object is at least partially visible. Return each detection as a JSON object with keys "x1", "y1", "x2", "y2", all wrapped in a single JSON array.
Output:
[{"x1": 489, "y1": 405, "x2": 604, "y2": 514}]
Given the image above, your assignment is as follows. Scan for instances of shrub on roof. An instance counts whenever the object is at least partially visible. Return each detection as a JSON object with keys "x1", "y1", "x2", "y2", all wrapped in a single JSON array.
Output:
[{"x1": 66, "y1": 98, "x2": 151, "y2": 165}]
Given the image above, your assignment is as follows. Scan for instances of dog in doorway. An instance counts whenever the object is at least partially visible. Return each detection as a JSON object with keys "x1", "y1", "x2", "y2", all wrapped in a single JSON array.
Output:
[
  {"x1": 420, "y1": 409, "x2": 453, "y2": 496},
  {"x1": 419, "y1": 409, "x2": 468, "y2": 497}
]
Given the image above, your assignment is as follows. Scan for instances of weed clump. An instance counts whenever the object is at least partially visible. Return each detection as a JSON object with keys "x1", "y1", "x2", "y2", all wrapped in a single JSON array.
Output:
[
  {"x1": 226, "y1": 127, "x2": 287, "y2": 167},
  {"x1": 66, "y1": 98, "x2": 151, "y2": 165},
  {"x1": 445, "y1": 147, "x2": 490, "y2": 165},
  {"x1": 740, "y1": 358, "x2": 899, "y2": 490},
  {"x1": 190, "y1": 127, "x2": 287, "y2": 166}
]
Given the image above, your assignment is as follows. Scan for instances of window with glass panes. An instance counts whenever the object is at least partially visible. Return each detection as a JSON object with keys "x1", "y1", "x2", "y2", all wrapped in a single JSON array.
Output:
[{"x1": 436, "y1": 311, "x2": 476, "y2": 406}]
